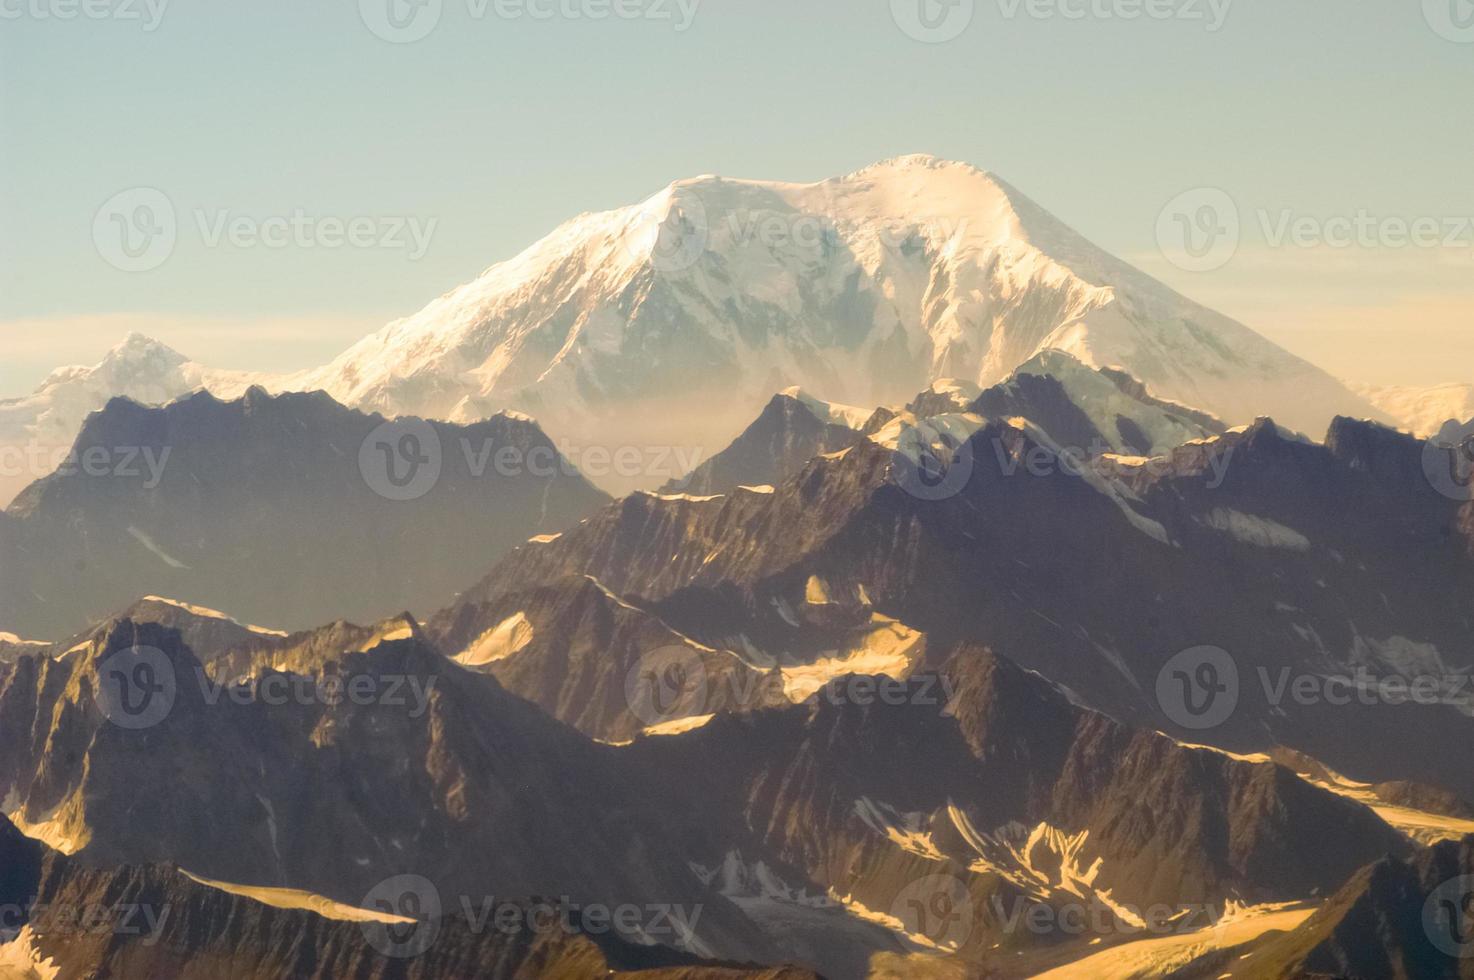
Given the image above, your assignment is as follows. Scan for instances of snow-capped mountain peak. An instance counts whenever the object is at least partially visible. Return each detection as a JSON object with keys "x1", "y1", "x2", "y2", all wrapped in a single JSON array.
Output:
[
  {"x1": 283, "y1": 157, "x2": 1385, "y2": 489},
  {"x1": 3, "y1": 158, "x2": 1398, "y2": 501},
  {"x1": 0, "y1": 334, "x2": 262, "y2": 507},
  {"x1": 36, "y1": 332, "x2": 187, "y2": 391},
  {"x1": 778, "y1": 387, "x2": 874, "y2": 431}
]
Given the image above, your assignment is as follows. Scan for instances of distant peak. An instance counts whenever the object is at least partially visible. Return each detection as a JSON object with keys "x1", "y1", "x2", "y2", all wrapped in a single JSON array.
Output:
[
  {"x1": 113, "y1": 331, "x2": 174, "y2": 352},
  {"x1": 103, "y1": 332, "x2": 187, "y2": 366},
  {"x1": 236, "y1": 385, "x2": 274, "y2": 414},
  {"x1": 778, "y1": 387, "x2": 873, "y2": 431}
]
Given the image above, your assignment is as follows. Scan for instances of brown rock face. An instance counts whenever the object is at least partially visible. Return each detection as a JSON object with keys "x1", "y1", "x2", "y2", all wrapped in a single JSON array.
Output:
[{"x1": 0, "y1": 815, "x2": 818, "y2": 980}]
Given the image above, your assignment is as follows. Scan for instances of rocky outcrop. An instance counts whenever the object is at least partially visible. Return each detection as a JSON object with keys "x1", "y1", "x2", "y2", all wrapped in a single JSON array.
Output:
[
  {"x1": 0, "y1": 815, "x2": 817, "y2": 980},
  {"x1": 1241, "y1": 835, "x2": 1474, "y2": 979}
]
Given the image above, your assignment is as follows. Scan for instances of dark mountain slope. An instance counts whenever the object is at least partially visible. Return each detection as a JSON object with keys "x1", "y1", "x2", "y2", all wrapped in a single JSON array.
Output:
[
  {"x1": 622, "y1": 647, "x2": 1409, "y2": 972},
  {"x1": 444, "y1": 415, "x2": 1474, "y2": 801},
  {"x1": 661, "y1": 392, "x2": 868, "y2": 498},
  {"x1": 1234, "y1": 835, "x2": 1474, "y2": 979},
  {"x1": 0, "y1": 388, "x2": 608, "y2": 639},
  {"x1": 0, "y1": 814, "x2": 817, "y2": 980},
  {"x1": 0, "y1": 620, "x2": 786, "y2": 966}
]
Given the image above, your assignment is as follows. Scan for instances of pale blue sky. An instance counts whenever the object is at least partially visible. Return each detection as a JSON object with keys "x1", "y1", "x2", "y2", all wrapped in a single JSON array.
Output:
[{"x1": 2, "y1": 0, "x2": 1471, "y2": 394}]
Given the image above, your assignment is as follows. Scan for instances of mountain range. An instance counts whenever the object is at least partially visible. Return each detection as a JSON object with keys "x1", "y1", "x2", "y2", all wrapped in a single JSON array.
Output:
[
  {"x1": 444, "y1": 389, "x2": 1474, "y2": 803},
  {"x1": 2, "y1": 358, "x2": 1468, "y2": 973},
  {"x1": 3, "y1": 607, "x2": 1461, "y2": 978},
  {"x1": 0, "y1": 387, "x2": 607, "y2": 639},
  {"x1": 2, "y1": 156, "x2": 1472, "y2": 979},
  {"x1": 6, "y1": 155, "x2": 1467, "y2": 508}
]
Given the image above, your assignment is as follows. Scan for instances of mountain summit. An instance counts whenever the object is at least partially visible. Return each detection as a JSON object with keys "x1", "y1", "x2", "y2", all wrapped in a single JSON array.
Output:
[
  {"x1": 287, "y1": 155, "x2": 1383, "y2": 485},
  {"x1": 0, "y1": 334, "x2": 261, "y2": 506},
  {"x1": 1, "y1": 158, "x2": 1395, "y2": 502}
]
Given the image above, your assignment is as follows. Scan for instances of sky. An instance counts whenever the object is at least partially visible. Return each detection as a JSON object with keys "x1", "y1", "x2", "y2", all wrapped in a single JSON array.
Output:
[{"x1": 2, "y1": 0, "x2": 1471, "y2": 396}]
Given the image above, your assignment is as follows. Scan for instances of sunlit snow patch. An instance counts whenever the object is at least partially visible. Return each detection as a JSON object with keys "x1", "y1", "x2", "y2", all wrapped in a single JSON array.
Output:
[
  {"x1": 454, "y1": 612, "x2": 535, "y2": 667},
  {"x1": 1285, "y1": 761, "x2": 1474, "y2": 846},
  {"x1": 3, "y1": 800, "x2": 90, "y2": 856},
  {"x1": 643, "y1": 713, "x2": 716, "y2": 737},
  {"x1": 779, "y1": 616, "x2": 925, "y2": 702},
  {"x1": 854, "y1": 797, "x2": 947, "y2": 861},
  {"x1": 1030, "y1": 902, "x2": 1315, "y2": 980},
  {"x1": 181, "y1": 872, "x2": 414, "y2": 925},
  {"x1": 0, "y1": 926, "x2": 61, "y2": 980},
  {"x1": 140, "y1": 596, "x2": 289, "y2": 637}
]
